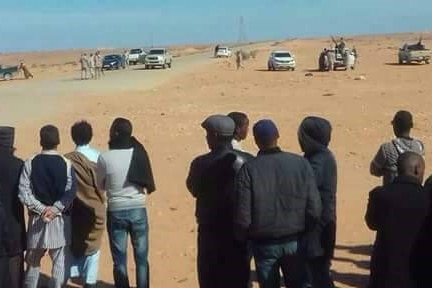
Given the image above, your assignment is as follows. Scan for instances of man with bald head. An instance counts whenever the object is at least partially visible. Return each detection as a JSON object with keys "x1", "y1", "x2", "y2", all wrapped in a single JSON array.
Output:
[{"x1": 365, "y1": 152, "x2": 429, "y2": 288}]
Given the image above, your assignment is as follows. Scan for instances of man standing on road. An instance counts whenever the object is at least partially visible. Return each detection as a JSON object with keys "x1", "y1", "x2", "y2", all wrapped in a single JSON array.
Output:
[
  {"x1": 227, "y1": 112, "x2": 249, "y2": 152},
  {"x1": 80, "y1": 53, "x2": 89, "y2": 80},
  {"x1": 19, "y1": 125, "x2": 77, "y2": 288},
  {"x1": 298, "y1": 117, "x2": 337, "y2": 288},
  {"x1": 0, "y1": 127, "x2": 26, "y2": 288},
  {"x1": 370, "y1": 110, "x2": 424, "y2": 186},
  {"x1": 366, "y1": 152, "x2": 429, "y2": 288},
  {"x1": 97, "y1": 118, "x2": 155, "y2": 288},
  {"x1": 94, "y1": 51, "x2": 103, "y2": 80},
  {"x1": 88, "y1": 53, "x2": 95, "y2": 79},
  {"x1": 187, "y1": 115, "x2": 254, "y2": 288},
  {"x1": 234, "y1": 119, "x2": 322, "y2": 288},
  {"x1": 66, "y1": 121, "x2": 104, "y2": 288}
]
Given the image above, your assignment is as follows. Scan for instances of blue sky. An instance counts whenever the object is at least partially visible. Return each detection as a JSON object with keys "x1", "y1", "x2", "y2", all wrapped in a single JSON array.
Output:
[{"x1": 0, "y1": 0, "x2": 431, "y2": 52}]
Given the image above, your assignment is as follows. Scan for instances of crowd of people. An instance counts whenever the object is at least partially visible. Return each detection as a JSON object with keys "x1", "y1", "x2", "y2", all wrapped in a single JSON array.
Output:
[
  {"x1": 0, "y1": 118, "x2": 155, "y2": 288},
  {"x1": 0, "y1": 110, "x2": 432, "y2": 288},
  {"x1": 79, "y1": 52, "x2": 104, "y2": 80}
]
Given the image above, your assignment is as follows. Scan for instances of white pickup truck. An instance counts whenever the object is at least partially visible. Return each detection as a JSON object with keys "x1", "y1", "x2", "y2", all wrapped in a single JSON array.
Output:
[
  {"x1": 128, "y1": 48, "x2": 146, "y2": 65},
  {"x1": 398, "y1": 43, "x2": 430, "y2": 64},
  {"x1": 216, "y1": 46, "x2": 233, "y2": 58},
  {"x1": 144, "y1": 48, "x2": 173, "y2": 69}
]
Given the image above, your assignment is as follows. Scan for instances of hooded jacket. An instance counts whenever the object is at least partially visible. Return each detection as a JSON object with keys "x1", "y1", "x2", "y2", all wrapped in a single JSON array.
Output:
[{"x1": 298, "y1": 117, "x2": 337, "y2": 258}]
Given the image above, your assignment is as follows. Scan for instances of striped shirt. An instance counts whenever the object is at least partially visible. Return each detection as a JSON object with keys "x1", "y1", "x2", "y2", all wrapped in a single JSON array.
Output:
[
  {"x1": 18, "y1": 150, "x2": 76, "y2": 249},
  {"x1": 371, "y1": 137, "x2": 425, "y2": 185}
]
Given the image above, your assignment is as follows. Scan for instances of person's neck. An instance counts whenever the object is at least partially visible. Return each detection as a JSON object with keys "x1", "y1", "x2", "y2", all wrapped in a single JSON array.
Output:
[{"x1": 397, "y1": 133, "x2": 411, "y2": 139}]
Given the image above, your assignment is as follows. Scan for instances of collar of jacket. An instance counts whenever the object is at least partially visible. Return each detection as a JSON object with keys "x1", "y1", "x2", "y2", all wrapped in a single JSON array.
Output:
[
  {"x1": 258, "y1": 146, "x2": 282, "y2": 155},
  {"x1": 40, "y1": 150, "x2": 59, "y2": 155},
  {"x1": 211, "y1": 142, "x2": 233, "y2": 152},
  {"x1": 393, "y1": 175, "x2": 422, "y2": 186}
]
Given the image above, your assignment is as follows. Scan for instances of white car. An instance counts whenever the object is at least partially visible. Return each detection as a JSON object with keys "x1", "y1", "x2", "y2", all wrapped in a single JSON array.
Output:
[
  {"x1": 128, "y1": 48, "x2": 146, "y2": 65},
  {"x1": 216, "y1": 47, "x2": 233, "y2": 58},
  {"x1": 145, "y1": 48, "x2": 172, "y2": 69},
  {"x1": 268, "y1": 50, "x2": 296, "y2": 71}
]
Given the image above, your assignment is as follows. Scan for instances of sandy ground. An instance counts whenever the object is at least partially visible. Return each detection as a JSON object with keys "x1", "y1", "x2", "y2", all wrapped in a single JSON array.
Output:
[{"x1": 1, "y1": 33, "x2": 432, "y2": 287}]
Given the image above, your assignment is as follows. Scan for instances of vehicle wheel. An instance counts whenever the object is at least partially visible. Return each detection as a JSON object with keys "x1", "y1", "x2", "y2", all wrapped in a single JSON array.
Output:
[
  {"x1": 163, "y1": 63, "x2": 167, "y2": 69},
  {"x1": 291, "y1": 67, "x2": 295, "y2": 71},
  {"x1": 3, "y1": 73, "x2": 12, "y2": 81},
  {"x1": 426, "y1": 59, "x2": 430, "y2": 64}
]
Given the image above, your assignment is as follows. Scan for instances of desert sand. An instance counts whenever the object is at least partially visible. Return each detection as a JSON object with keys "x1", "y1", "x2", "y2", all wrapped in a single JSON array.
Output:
[{"x1": 1, "y1": 32, "x2": 432, "y2": 287}]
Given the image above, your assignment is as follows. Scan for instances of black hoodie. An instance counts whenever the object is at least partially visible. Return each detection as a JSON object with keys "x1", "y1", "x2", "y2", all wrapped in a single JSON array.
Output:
[{"x1": 298, "y1": 117, "x2": 337, "y2": 258}]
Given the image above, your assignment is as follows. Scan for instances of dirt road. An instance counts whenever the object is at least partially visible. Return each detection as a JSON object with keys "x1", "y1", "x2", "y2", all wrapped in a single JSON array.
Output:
[{"x1": 0, "y1": 52, "x2": 218, "y2": 125}]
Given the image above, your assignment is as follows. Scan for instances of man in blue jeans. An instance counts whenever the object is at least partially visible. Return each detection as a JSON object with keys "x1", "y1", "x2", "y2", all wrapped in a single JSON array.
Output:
[
  {"x1": 234, "y1": 119, "x2": 322, "y2": 288},
  {"x1": 97, "y1": 118, "x2": 156, "y2": 288}
]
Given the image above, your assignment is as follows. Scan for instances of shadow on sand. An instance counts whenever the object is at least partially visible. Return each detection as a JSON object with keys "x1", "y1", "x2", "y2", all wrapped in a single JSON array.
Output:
[
  {"x1": 385, "y1": 62, "x2": 424, "y2": 66},
  {"x1": 39, "y1": 273, "x2": 115, "y2": 288}
]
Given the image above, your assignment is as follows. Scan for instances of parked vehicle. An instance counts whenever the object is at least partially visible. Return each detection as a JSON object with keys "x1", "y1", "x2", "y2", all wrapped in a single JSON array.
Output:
[
  {"x1": 267, "y1": 50, "x2": 296, "y2": 71},
  {"x1": 331, "y1": 48, "x2": 356, "y2": 70},
  {"x1": 145, "y1": 48, "x2": 172, "y2": 69},
  {"x1": 102, "y1": 55, "x2": 123, "y2": 70},
  {"x1": 398, "y1": 43, "x2": 430, "y2": 64},
  {"x1": 128, "y1": 48, "x2": 147, "y2": 65},
  {"x1": 0, "y1": 64, "x2": 19, "y2": 80},
  {"x1": 215, "y1": 46, "x2": 233, "y2": 58}
]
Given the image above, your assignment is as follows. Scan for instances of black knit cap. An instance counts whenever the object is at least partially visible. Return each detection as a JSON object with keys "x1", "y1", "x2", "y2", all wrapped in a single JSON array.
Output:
[{"x1": 0, "y1": 126, "x2": 15, "y2": 149}]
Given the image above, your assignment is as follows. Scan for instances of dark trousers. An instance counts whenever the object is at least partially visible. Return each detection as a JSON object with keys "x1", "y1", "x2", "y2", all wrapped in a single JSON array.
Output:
[
  {"x1": 198, "y1": 225, "x2": 249, "y2": 288},
  {"x1": 308, "y1": 256, "x2": 335, "y2": 288},
  {"x1": 252, "y1": 239, "x2": 304, "y2": 288},
  {"x1": 0, "y1": 254, "x2": 24, "y2": 288}
]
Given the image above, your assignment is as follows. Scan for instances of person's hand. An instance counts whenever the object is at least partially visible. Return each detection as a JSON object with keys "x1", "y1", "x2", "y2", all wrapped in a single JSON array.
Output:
[{"x1": 42, "y1": 207, "x2": 57, "y2": 223}]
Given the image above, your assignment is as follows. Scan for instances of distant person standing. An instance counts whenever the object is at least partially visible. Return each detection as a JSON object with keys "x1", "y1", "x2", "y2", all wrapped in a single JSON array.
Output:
[
  {"x1": 236, "y1": 51, "x2": 243, "y2": 70},
  {"x1": 80, "y1": 53, "x2": 89, "y2": 80},
  {"x1": 66, "y1": 121, "x2": 104, "y2": 288},
  {"x1": 227, "y1": 112, "x2": 249, "y2": 152},
  {"x1": 370, "y1": 110, "x2": 425, "y2": 186},
  {"x1": 88, "y1": 54, "x2": 95, "y2": 79},
  {"x1": 298, "y1": 117, "x2": 337, "y2": 288},
  {"x1": 122, "y1": 50, "x2": 129, "y2": 69},
  {"x1": 0, "y1": 127, "x2": 26, "y2": 288},
  {"x1": 366, "y1": 152, "x2": 429, "y2": 288},
  {"x1": 234, "y1": 119, "x2": 322, "y2": 288},
  {"x1": 94, "y1": 52, "x2": 103, "y2": 80},
  {"x1": 19, "y1": 125, "x2": 77, "y2": 288},
  {"x1": 97, "y1": 118, "x2": 155, "y2": 288}
]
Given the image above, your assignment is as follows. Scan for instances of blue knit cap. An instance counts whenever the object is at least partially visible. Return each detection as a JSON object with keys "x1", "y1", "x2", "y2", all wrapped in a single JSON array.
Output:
[{"x1": 253, "y1": 119, "x2": 279, "y2": 142}]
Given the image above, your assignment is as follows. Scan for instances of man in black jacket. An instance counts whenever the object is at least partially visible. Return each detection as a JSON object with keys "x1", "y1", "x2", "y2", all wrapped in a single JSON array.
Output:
[
  {"x1": 235, "y1": 119, "x2": 322, "y2": 288},
  {"x1": 0, "y1": 127, "x2": 26, "y2": 288},
  {"x1": 298, "y1": 116, "x2": 337, "y2": 288},
  {"x1": 187, "y1": 115, "x2": 254, "y2": 288},
  {"x1": 365, "y1": 152, "x2": 429, "y2": 288}
]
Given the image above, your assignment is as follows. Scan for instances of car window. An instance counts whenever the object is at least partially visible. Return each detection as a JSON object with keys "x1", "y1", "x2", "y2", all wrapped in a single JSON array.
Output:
[
  {"x1": 274, "y1": 52, "x2": 291, "y2": 58},
  {"x1": 149, "y1": 49, "x2": 165, "y2": 55},
  {"x1": 130, "y1": 49, "x2": 143, "y2": 54}
]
